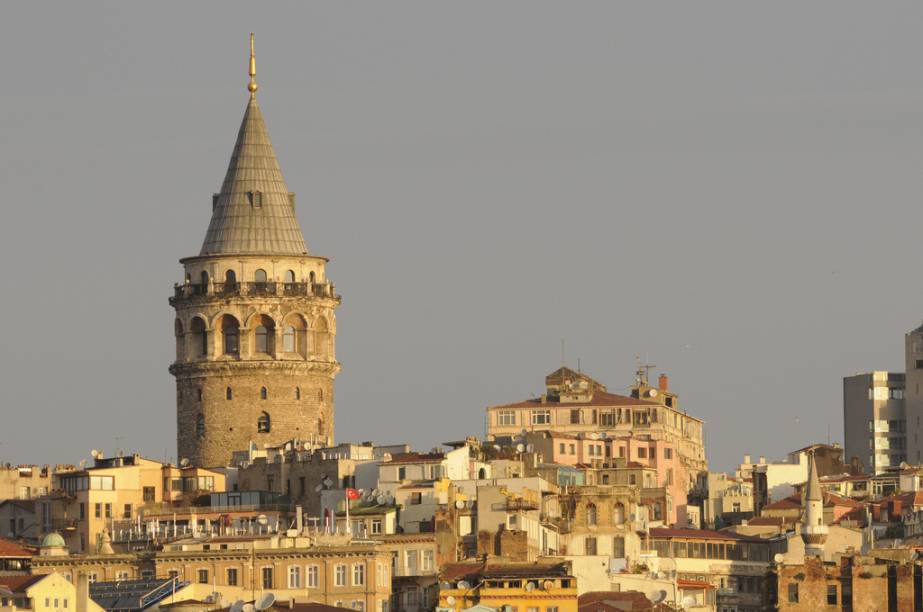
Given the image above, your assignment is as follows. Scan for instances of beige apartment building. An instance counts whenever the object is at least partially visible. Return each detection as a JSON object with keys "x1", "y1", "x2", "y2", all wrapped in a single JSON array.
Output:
[
  {"x1": 843, "y1": 371, "x2": 905, "y2": 474},
  {"x1": 36, "y1": 454, "x2": 224, "y2": 554},
  {"x1": 0, "y1": 466, "x2": 60, "y2": 503},
  {"x1": 31, "y1": 533, "x2": 392, "y2": 609}
]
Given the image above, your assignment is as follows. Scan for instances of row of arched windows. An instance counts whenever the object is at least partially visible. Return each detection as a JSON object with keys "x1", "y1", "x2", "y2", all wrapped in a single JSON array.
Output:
[
  {"x1": 196, "y1": 412, "x2": 327, "y2": 437},
  {"x1": 188, "y1": 269, "x2": 318, "y2": 286},
  {"x1": 176, "y1": 313, "x2": 331, "y2": 361},
  {"x1": 584, "y1": 502, "x2": 627, "y2": 526},
  {"x1": 217, "y1": 387, "x2": 324, "y2": 401}
]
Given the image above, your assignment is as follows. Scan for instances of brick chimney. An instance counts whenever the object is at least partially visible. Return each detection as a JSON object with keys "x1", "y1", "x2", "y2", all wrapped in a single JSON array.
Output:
[{"x1": 658, "y1": 374, "x2": 669, "y2": 392}]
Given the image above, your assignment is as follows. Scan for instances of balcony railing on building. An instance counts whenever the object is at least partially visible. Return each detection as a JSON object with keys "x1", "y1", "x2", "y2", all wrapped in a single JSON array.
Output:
[{"x1": 172, "y1": 281, "x2": 337, "y2": 302}]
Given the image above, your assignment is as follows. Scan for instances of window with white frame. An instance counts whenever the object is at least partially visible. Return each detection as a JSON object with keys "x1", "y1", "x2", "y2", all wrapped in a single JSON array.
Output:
[
  {"x1": 307, "y1": 565, "x2": 319, "y2": 588},
  {"x1": 531, "y1": 410, "x2": 551, "y2": 425},
  {"x1": 422, "y1": 549, "x2": 434, "y2": 572},
  {"x1": 335, "y1": 564, "x2": 347, "y2": 586},
  {"x1": 497, "y1": 410, "x2": 516, "y2": 426},
  {"x1": 353, "y1": 563, "x2": 365, "y2": 586},
  {"x1": 289, "y1": 565, "x2": 302, "y2": 589},
  {"x1": 371, "y1": 519, "x2": 382, "y2": 534},
  {"x1": 406, "y1": 549, "x2": 419, "y2": 574}
]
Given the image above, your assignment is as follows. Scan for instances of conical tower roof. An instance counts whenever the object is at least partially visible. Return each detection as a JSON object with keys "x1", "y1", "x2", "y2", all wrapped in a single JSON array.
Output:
[
  {"x1": 805, "y1": 450, "x2": 822, "y2": 503},
  {"x1": 199, "y1": 37, "x2": 308, "y2": 256}
]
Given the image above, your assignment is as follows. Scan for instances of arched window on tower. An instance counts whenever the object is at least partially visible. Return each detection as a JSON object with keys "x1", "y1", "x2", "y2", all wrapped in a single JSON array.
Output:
[
  {"x1": 220, "y1": 315, "x2": 240, "y2": 355},
  {"x1": 586, "y1": 503, "x2": 597, "y2": 526},
  {"x1": 260, "y1": 387, "x2": 268, "y2": 400},
  {"x1": 295, "y1": 387, "x2": 301, "y2": 400},
  {"x1": 258, "y1": 412, "x2": 271, "y2": 433},
  {"x1": 200, "y1": 270, "x2": 209, "y2": 288},
  {"x1": 196, "y1": 414, "x2": 205, "y2": 438},
  {"x1": 224, "y1": 269, "x2": 237, "y2": 292},
  {"x1": 309, "y1": 271, "x2": 316, "y2": 284},
  {"x1": 252, "y1": 315, "x2": 275, "y2": 356},
  {"x1": 313, "y1": 317, "x2": 331, "y2": 360},
  {"x1": 190, "y1": 317, "x2": 207, "y2": 359},
  {"x1": 254, "y1": 269, "x2": 268, "y2": 283},
  {"x1": 283, "y1": 314, "x2": 308, "y2": 357},
  {"x1": 284, "y1": 270, "x2": 295, "y2": 284},
  {"x1": 226, "y1": 387, "x2": 233, "y2": 400},
  {"x1": 174, "y1": 319, "x2": 184, "y2": 362}
]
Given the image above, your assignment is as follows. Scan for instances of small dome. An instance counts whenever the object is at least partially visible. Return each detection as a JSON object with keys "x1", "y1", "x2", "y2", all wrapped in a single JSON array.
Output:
[{"x1": 41, "y1": 532, "x2": 65, "y2": 548}]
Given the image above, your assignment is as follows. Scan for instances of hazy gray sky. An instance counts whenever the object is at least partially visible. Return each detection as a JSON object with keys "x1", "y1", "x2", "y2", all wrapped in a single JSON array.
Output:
[{"x1": 2, "y1": 2, "x2": 922, "y2": 471}]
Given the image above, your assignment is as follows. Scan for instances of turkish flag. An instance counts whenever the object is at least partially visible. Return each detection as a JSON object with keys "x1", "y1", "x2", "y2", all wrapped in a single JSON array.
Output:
[{"x1": 346, "y1": 488, "x2": 361, "y2": 500}]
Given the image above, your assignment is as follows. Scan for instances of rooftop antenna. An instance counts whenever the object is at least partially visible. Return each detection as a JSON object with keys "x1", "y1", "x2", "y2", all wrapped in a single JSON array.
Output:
[{"x1": 635, "y1": 355, "x2": 655, "y2": 387}]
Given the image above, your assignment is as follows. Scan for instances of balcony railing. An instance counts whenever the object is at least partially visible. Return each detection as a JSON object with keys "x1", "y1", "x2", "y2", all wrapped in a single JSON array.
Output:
[{"x1": 172, "y1": 282, "x2": 337, "y2": 301}]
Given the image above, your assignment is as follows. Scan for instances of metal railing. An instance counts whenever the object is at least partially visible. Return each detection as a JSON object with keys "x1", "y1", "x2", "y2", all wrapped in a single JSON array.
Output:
[{"x1": 173, "y1": 282, "x2": 336, "y2": 301}]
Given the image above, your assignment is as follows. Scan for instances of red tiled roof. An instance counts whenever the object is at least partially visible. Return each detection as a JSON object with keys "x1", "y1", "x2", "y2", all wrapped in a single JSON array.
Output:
[
  {"x1": 0, "y1": 538, "x2": 34, "y2": 558},
  {"x1": 385, "y1": 453, "x2": 444, "y2": 464},
  {"x1": 762, "y1": 497, "x2": 801, "y2": 511},
  {"x1": 0, "y1": 575, "x2": 44, "y2": 593},
  {"x1": 491, "y1": 391, "x2": 660, "y2": 410},
  {"x1": 578, "y1": 591, "x2": 654, "y2": 611}
]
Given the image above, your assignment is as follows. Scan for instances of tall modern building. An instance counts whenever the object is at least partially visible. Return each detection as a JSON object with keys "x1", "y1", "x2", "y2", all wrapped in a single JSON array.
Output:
[
  {"x1": 905, "y1": 324, "x2": 923, "y2": 465},
  {"x1": 843, "y1": 371, "x2": 905, "y2": 474},
  {"x1": 169, "y1": 36, "x2": 340, "y2": 467}
]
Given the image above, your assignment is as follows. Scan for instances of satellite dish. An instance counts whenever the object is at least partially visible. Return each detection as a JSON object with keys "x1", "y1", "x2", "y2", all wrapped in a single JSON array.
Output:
[
  {"x1": 257, "y1": 514, "x2": 269, "y2": 526},
  {"x1": 230, "y1": 601, "x2": 245, "y2": 612},
  {"x1": 590, "y1": 432, "x2": 599, "y2": 440},
  {"x1": 180, "y1": 458, "x2": 190, "y2": 468},
  {"x1": 525, "y1": 582, "x2": 536, "y2": 592},
  {"x1": 542, "y1": 580, "x2": 554, "y2": 590},
  {"x1": 90, "y1": 449, "x2": 100, "y2": 459},
  {"x1": 315, "y1": 484, "x2": 324, "y2": 493},
  {"x1": 242, "y1": 605, "x2": 256, "y2": 612},
  {"x1": 455, "y1": 500, "x2": 465, "y2": 510},
  {"x1": 649, "y1": 389, "x2": 658, "y2": 398},
  {"x1": 774, "y1": 553, "x2": 785, "y2": 564},
  {"x1": 599, "y1": 432, "x2": 607, "y2": 439},
  {"x1": 681, "y1": 596, "x2": 696, "y2": 608},
  {"x1": 371, "y1": 488, "x2": 381, "y2": 497},
  {"x1": 647, "y1": 590, "x2": 667, "y2": 604},
  {"x1": 324, "y1": 478, "x2": 333, "y2": 488},
  {"x1": 457, "y1": 581, "x2": 471, "y2": 590},
  {"x1": 376, "y1": 495, "x2": 387, "y2": 505},
  {"x1": 446, "y1": 596, "x2": 456, "y2": 606},
  {"x1": 256, "y1": 593, "x2": 276, "y2": 611},
  {"x1": 516, "y1": 444, "x2": 525, "y2": 453}
]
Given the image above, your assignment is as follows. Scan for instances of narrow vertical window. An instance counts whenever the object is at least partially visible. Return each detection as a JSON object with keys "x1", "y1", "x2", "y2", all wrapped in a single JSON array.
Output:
[
  {"x1": 258, "y1": 412, "x2": 271, "y2": 433},
  {"x1": 226, "y1": 387, "x2": 233, "y2": 400},
  {"x1": 260, "y1": 387, "x2": 268, "y2": 400}
]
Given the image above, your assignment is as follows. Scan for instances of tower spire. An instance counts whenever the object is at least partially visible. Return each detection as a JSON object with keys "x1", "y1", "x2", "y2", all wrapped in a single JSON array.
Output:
[{"x1": 248, "y1": 33, "x2": 258, "y2": 95}]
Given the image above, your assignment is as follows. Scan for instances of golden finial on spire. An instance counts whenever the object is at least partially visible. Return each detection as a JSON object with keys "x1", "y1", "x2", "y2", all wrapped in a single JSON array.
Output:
[{"x1": 248, "y1": 32, "x2": 258, "y2": 95}]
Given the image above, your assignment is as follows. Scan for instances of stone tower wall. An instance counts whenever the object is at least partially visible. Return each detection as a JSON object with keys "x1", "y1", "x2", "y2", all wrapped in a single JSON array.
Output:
[{"x1": 170, "y1": 258, "x2": 339, "y2": 467}]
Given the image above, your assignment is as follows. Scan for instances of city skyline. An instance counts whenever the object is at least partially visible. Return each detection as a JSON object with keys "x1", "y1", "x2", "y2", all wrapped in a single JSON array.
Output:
[{"x1": 3, "y1": 3, "x2": 923, "y2": 471}]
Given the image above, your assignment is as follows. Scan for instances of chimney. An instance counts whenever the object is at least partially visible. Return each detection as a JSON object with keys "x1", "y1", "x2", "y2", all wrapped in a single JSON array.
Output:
[
  {"x1": 658, "y1": 374, "x2": 669, "y2": 392},
  {"x1": 759, "y1": 456, "x2": 766, "y2": 465},
  {"x1": 744, "y1": 454, "x2": 752, "y2": 465},
  {"x1": 76, "y1": 573, "x2": 89, "y2": 612},
  {"x1": 296, "y1": 505, "x2": 303, "y2": 532}
]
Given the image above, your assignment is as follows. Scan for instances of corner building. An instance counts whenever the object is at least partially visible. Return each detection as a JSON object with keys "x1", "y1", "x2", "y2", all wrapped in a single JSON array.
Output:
[{"x1": 170, "y1": 45, "x2": 339, "y2": 467}]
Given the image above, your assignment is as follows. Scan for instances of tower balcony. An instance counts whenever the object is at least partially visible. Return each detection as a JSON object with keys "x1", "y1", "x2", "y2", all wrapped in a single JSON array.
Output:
[{"x1": 171, "y1": 281, "x2": 338, "y2": 304}]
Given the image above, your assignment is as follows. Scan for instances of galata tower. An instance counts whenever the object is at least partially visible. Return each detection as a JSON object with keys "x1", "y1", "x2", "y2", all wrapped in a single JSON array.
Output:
[{"x1": 169, "y1": 35, "x2": 340, "y2": 467}]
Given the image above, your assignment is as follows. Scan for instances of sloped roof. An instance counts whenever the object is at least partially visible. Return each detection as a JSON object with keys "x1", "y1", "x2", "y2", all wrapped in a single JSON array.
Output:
[
  {"x1": 0, "y1": 538, "x2": 34, "y2": 558},
  {"x1": 199, "y1": 94, "x2": 308, "y2": 256},
  {"x1": 0, "y1": 575, "x2": 44, "y2": 593}
]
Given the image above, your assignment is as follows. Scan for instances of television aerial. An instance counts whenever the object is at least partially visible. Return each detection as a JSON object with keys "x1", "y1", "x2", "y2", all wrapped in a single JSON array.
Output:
[{"x1": 256, "y1": 593, "x2": 276, "y2": 611}]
